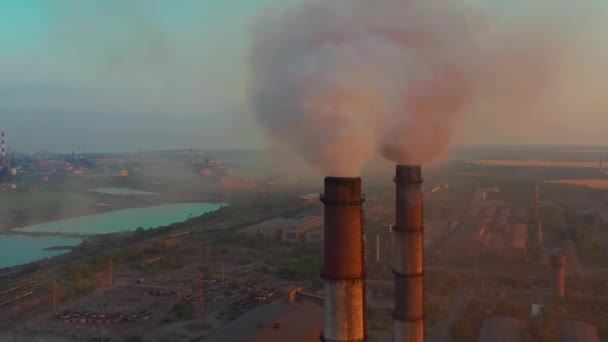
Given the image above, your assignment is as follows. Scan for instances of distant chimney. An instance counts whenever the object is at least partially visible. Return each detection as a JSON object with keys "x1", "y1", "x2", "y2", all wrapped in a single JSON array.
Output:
[
  {"x1": 376, "y1": 234, "x2": 381, "y2": 263},
  {"x1": 1, "y1": 132, "x2": 5, "y2": 167},
  {"x1": 274, "y1": 321, "x2": 281, "y2": 330},
  {"x1": 393, "y1": 165, "x2": 424, "y2": 342},
  {"x1": 535, "y1": 184, "x2": 540, "y2": 222},
  {"x1": 550, "y1": 254, "x2": 566, "y2": 298},
  {"x1": 321, "y1": 177, "x2": 366, "y2": 341}
]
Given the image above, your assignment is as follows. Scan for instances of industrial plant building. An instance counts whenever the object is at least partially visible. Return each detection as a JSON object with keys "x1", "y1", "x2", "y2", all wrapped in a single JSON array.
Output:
[
  {"x1": 439, "y1": 206, "x2": 530, "y2": 260},
  {"x1": 241, "y1": 216, "x2": 323, "y2": 242},
  {"x1": 204, "y1": 300, "x2": 323, "y2": 342},
  {"x1": 476, "y1": 318, "x2": 600, "y2": 342}
]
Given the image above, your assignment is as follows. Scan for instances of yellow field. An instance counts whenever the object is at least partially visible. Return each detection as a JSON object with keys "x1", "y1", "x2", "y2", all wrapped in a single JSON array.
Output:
[
  {"x1": 560, "y1": 148, "x2": 608, "y2": 154},
  {"x1": 545, "y1": 179, "x2": 608, "y2": 190},
  {"x1": 467, "y1": 160, "x2": 599, "y2": 168}
]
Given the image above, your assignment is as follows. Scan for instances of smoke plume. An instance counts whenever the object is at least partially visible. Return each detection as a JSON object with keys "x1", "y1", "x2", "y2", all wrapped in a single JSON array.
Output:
[{"x1": 250, "y1": 0, "x2": 567, "y2": 174}]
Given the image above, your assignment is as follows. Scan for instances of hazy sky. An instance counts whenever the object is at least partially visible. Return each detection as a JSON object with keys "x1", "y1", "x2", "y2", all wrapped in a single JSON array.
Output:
[{"x1": 0, "y1": 0, "x2": 606, "y2": 153}]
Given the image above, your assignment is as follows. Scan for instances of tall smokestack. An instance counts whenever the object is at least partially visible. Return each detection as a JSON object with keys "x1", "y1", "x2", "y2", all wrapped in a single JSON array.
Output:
[
  {"x1": 321, "y1": 177, "x2": 366, "y2": 342},
  {"x1": 1, "y1": 132, "x2": 5, "y2": 167},
  {"x1": 394, "y1": 165, "x2": 424, "y2": 342},
  {"x1": 376, "y1": 234, "x2": 381, "y2": 264},
  {"x1": 550, "y1": 254, "x2": 566, "y2": 298},
  {"x1": 534, "y1": 184, "x2": 539, "y2": 221}
]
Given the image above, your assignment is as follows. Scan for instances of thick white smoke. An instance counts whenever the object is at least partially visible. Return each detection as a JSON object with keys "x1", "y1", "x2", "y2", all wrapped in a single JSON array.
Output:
[{"x1": 249, "y1": 0, "x2": 562, "y2": 175}]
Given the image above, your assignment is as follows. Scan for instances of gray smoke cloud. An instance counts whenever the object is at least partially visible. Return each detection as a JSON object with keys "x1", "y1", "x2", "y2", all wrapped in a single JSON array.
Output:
[{"x1": 249, "y1": 0, "x2": 568, "y2": 175}]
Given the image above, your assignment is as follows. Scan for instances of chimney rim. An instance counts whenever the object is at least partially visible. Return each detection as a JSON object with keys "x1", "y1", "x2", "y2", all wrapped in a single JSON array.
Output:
[
  {"x1": 550, "y1": 254, "x2": 566, "y2": 267},
  {"x1": 395, "y1": 165, "x2": 423, "y2": 183},
  {"x1": 324, "y1": 176, "x2": 361, "y2": 184}
]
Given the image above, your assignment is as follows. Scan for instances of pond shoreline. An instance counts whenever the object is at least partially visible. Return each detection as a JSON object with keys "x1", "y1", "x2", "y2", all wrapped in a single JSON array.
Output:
[
  {"x1": 0, "y1": 193, "x2": 224, "y2": 236},
  {"x1": 0, "y1": 201, "x2": 226, "y2": 270},
  {"x1": 15, "y1": 202, "x2": 226, "y2": 235}
]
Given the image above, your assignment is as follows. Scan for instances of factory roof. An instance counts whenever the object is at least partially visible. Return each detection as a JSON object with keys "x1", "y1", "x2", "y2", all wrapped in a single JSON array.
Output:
[
  {"x1": 299, "y1": 193, "x2": 320, "y2": 201},
  {"x1": 558, "y1": 321, "x2": 600, "y2": 342},
  {"x1": 203, "y1": 301, "x2": 322, "y2": 342},
  {"x1": 242, "y1": 216, "x2": 322, "y2": 236},
  {"x1": 453, "y1": 218, "x2": 493, "y2": 241},
  {"x1": 513, "y1": 208, "x2": 528, "y2": 219},
  {"x1": 250, "y1": 301, "x2": 322, "y2": 342},
  {"x1": 241, "y1": 217, "x2": 291, "y2": 235},
  {"x1": 477, "y1": 317, "x2": 525, "y2": 342},
  {"x1": 481, "y1": 206, "x2": 499, "y2": 217},
  {"x1": 287, "y1": 216, "x2": 322, "y2": 229},
  {"x1": 509, "y1": 223, "x2": 528, "y2": 249}
]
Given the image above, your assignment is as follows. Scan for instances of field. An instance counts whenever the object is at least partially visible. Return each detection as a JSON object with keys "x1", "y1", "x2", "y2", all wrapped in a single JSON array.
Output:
[
  {"x1": 560, "y1": 148, "x2": 608, "y2": 154},
  {"x1": 466, "y1": 160, "x2": 600, "y2": 168},
  {"x1": 0, "y1": 192, "x2": 97, "y2": 217},
  {"x1": 544, "y1": 179, "x2": 608, "y2": 190}
]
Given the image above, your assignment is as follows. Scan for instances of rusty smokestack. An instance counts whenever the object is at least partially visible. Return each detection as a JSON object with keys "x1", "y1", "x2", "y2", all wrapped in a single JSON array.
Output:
[
  {"x1": 393, "y1": 165, "x2": 424, "y2": 342},
  {"x1": 550, "y1": 254, "x2": 566, "y2": 298},
  {"x1": 321, "y1": 177, "x2": 366, "y2": 342}
]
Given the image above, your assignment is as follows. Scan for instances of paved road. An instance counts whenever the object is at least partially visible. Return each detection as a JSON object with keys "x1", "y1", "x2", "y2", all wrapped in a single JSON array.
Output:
[{"x1": 428, "y1": 288, "x2": 473, "y2": 342}]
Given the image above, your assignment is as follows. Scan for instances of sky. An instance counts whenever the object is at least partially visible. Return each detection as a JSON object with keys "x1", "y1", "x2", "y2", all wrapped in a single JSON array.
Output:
[{"x1": 0, "y1": 0, "x2": 607, "y2": 153}]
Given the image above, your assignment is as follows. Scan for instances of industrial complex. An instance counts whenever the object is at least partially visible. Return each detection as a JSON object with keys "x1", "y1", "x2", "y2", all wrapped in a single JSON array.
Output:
[{"x1": 0, "y1": 144, "x2": 607, "y2": 341}]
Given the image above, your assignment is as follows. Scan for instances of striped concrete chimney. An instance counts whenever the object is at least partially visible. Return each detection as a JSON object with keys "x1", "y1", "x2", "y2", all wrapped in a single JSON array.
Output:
[
  {"x1": 393, "y1": 165, "x2": 424, "y2": 342},
  {"x1": 321, "y1": 177, "x2": 366, "y2": 341}
]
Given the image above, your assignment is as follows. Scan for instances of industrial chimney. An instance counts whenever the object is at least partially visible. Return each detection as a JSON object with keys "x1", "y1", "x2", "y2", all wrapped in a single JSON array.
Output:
[
  {"x1": 376, "y1": 234, "x2": 381, "y2": 264},
  {"x1": 321, "y1": 177, "x2": 366, "y2": 342},
  {"x1": 550, "y1": 254, "x2": 566, "y2": 298},
  {"x1": 1, "y1": 132, "x2": 5, "y2": 168},
  {"x1": 393, "y1": 165, "x2": 424, "y2": 342}
]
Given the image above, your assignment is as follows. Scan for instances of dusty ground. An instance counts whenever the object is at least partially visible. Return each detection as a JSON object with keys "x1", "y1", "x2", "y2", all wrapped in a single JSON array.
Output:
[{"x1": 2, "y1": 250, "x2": 290, "y2": 342}]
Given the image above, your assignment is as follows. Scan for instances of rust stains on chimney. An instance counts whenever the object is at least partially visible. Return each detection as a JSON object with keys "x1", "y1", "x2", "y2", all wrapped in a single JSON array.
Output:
[
  {"x1": 321, "y1": 177, "x2": 366, "y2": 341},
  {"x1": 393, "y1": 165, "x2": 424, "y2": 342}
]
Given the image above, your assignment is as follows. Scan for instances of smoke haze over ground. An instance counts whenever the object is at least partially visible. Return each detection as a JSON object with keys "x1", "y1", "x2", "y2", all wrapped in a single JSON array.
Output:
[
  {"x1": 1, "y1": 0, "x2": 607, "y2": 155},
  {"x1": 250, "y1": 0, "x2": 601, "y2": 176}
]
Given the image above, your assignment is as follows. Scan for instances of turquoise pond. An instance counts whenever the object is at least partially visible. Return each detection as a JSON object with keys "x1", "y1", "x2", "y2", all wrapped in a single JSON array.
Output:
[
  {"x1": 16, "y1": 202, "x2": 224, "y2": 235},
  {"x1": 0, "y1": 234, "x2": 84, "y2": 269},
  {"x1": 0, "y1": 202, "x2": 224, "y2": 269}
]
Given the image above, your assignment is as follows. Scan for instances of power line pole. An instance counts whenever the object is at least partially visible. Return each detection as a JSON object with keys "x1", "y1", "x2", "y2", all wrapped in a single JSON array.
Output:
[
  {"x1": 535, "y1": 184, "x2": 539, "y2": 222},
  {"x1": 196, "y1": 270, "x2": 203, "y2": 310},
  {"x1": 52, "y1": 281, "x2": 57, "y2": 312},
  {"x1": 108, "y1": 258, "x2": 113, "y2": 286},
  {"x1": 177, "y1": 275, "x2": 181, "y2": 302}
]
